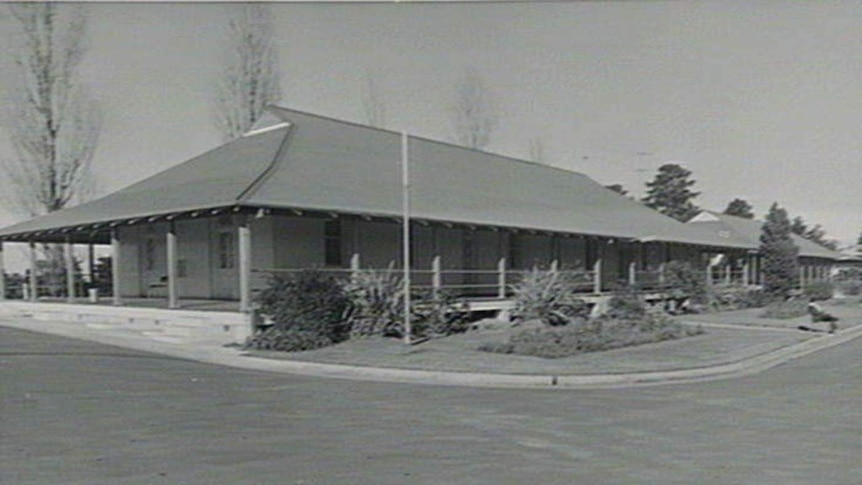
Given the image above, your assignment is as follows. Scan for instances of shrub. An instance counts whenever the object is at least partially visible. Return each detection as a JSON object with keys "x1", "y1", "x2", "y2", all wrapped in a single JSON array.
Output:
[
  {"x1": 837, "y1": 280, "x2": 861, "y2": 296},
  {"x1": 245, "y1": 271, "x2": 350, "y2": 351},
  {"x1": 246, "y1": 326, "x2": 334, "y2": 352},
  {"x1": 510, "y1": 268, "x2": 591, "y2": 326},
  {"x1": 342, "y1": 268, "x2": 405, "y2": 338},
  {"x1": 343, "y1": 269, "x2": 470, "y2": 339},
  {"x1": 803, "y1": 281, "x2": 834, "y2": 302},
  {"x1": 479, "y1": 314, "x2": 704, "y2": 359},
  {"x1": 737, "y1": 287, "x2": 771, "y2": 308},
  {"x1": 760, "y1": 298, "x2": 808, "y2": 319},
  {"x1": 662, "y1": 260, "x2": 708, "y2": 303},
  {"x1": 834, "y1": 269, "x2": 862, "y2": 296},
  {"x1": 412, "y1": 290, "x2": 470, "y2": 338},
  {"x1": 704, "y1": 284, "x2": 771, "y2": 312},
  {"x1": 606, "y1": 290, "x2": 646, "y2": 320}
]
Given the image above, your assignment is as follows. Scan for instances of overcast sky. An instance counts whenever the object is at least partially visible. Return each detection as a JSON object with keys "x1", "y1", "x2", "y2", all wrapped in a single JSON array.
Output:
[{"x1": 1, "y1": 1, "x2": 860, "y2": 247}]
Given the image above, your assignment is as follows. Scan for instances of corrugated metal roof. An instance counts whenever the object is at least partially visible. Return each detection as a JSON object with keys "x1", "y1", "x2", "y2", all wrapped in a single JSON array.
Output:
[
  {"x1": 0, "y1": 126, "x2": 287, "y2": 240},
  {"x1": 248, "y1": 107, "x2": 752, "y2": 247},
  {"x1": 687, "y1": 211, "x2": 844, "y2": 260},
  {"x1": 0, "y1": 105, "x2": 750, "y2": 249}
]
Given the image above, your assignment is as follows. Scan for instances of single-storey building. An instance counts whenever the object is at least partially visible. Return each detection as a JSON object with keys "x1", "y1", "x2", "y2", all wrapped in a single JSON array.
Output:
[
  {"x1": 0, "y1": 106, "x2": 838, "y2": 311},
  {"x1": 687, "y1": 211, "x2": 847, "y2": 287}
]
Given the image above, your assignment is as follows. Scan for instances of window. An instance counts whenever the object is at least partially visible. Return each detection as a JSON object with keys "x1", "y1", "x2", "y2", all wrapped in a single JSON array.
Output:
[
  {"x1": 324, "y1": 220, "x2": 342, "y2": 267},
  {"x1": 463, "y1": 231, "x2": 476, "y2": 268},
  {"x1": 508, "y1": 233, "x2": 522, "y2": 269},
  {"x1": 144, "y1": 239, "x2": 157, "y2": 271},
  {"x1": 218, "y1": 232, "x2": 235, "y2": 269}
]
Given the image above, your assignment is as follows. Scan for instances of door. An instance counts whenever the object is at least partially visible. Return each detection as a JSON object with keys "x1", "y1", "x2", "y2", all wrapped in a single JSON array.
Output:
[
  {"x1": 140, "y1": 232, "x2": 165, "y2": 297},
  {"x1": 212, "y1": 219, "x2": 238, "y2": 299}
]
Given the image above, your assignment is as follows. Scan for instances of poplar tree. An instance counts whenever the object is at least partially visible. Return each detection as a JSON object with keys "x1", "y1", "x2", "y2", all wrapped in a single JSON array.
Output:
[
  {"x1": 1, "y1": 3, "x2": 101, "y2": 296},
  {"x1": 449, "y1": 68, "x2": 498, "y2": 150},
  {"x1": 1, "y1": 3, "x2": 101, "y2": 217},
  {"x1": 212, "y1": 4, "x2": 282, "y2": 142}
]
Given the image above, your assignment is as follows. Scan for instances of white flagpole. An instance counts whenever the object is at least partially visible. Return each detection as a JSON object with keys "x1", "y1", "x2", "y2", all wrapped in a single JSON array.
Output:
[{"x1": 401, "y1": 131, "x2": 412, "y2": 344}]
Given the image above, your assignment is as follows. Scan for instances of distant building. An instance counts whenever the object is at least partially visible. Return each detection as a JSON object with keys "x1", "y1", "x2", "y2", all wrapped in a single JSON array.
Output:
[{"x1": 687, "y1": 211, "x2": 849, "y2": 286}]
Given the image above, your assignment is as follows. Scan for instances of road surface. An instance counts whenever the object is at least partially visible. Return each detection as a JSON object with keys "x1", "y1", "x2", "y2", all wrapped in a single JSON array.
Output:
[{"x1": 1, "y1": 326, "x2": 860, "y2": 485}]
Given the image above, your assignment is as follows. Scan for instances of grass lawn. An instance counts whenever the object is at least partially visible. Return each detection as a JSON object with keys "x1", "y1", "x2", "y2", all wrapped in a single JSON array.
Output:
[{"x1": 243, "y1": 298, "x2": 859, "y2": 376}]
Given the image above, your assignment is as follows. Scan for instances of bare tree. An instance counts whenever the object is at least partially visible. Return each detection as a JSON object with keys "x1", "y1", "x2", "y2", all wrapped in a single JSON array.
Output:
[
  {"x1": 1, "y1": 3, "x2": 101, "y2": 296},
  {"x1": 361, "y1": 70, "x2": 386, "y2": 128},
  {"x1": 449, "y1": 68, "x2": 498, "y2": 150},
  {"x1": 212, "y1": 4, "x2": 282, "y2": 142},
  {"x1": 0, "y1": 3, "x2": 101, "y2": 218}
]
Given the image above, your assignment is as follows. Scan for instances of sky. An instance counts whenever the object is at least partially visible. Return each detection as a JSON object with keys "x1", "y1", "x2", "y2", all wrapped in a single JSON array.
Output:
[{"x1": 0, "y1": 1, "x2": 860, "y2": 256}]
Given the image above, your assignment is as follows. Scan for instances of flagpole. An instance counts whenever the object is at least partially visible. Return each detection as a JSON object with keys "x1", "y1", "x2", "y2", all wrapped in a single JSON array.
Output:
[{"x1": 401, "y1": 131, "x2": 412, "y2": 345}]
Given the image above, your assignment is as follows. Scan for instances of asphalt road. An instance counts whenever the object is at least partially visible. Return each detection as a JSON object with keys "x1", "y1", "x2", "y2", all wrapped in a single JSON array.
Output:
[{"x1": 1, "y1": 326, "x2": 860, "y2": 485}]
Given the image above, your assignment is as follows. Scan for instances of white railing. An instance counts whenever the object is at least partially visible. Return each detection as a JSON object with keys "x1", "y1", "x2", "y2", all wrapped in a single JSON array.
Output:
[{"x1": 252, "y1": 257, "x2": 597, "y2": 299}]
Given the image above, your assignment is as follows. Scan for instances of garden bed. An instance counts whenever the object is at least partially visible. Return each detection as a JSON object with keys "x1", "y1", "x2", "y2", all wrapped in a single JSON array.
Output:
[{"x1": 477, "y1": 315, "x2": 704, "y2": 359}]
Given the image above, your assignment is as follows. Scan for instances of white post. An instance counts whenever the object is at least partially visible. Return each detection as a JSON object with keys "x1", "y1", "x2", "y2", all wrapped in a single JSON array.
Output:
[
  {"x1": 166, "y1": 223, "x2": 179, "y2": 309},
  {"x1": 725, "y1": 263, "x2": 732, "y2": 285},
  {"x1": 706, "y1": 264, "x2": 713, "y2": 286},
  {"x1": 65, "y1": 236, "x2": 76, "y2": 303},
  {"x1": 593, "y1": 258, "x2": 602, "y2": 294},
  {"x1": 0, "y1": 242, "x2": 5, "y2": 301},
  {"x1": 431, "y1": 255, "x2": 441, "y2": 299},
  {"x1": 111, "y1": 230, "x2": 122, "y2": 306},
  {"x1": 28, "y1": 241, "x2": 38, "y2": 302},
  {"x1": 550, "y1": 259, "x2": 559, "y2": 273},
  {"x1": 628, "y1": 261, "x2": 637, "y2": 286},
  {"x1": 350, "y1": 253, "x2": 361, "y2": 280},
  {"x1": 743, "y1": 259, "x2": 750, "y2": 286},
  {"x1": 497, "y1": 257, "x2": 507, "y2": 298},
  {"x1": 238, "y1": 224, "x2": 252, "y2": 313},
  {"x1": 401, "y1": 131, "x2": 412, "y2": 344},
  {"x1": 798, "y1": 266, "x2": 805, "y2": 289},
  {"x1": 658, "y1": 262, "x2": 666, "y2": 287}
]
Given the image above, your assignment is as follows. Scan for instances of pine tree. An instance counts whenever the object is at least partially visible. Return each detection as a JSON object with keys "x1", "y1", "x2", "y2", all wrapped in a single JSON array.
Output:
[
  {"x1": 759, "y1": 203, "x2": 799, "y2": 298},
  {"x1": 790, "y1": 216, "x2": 807, "y2": 236},
  {"x1": 642, "y1": 164, "x2": 700, "y2": 222},
  {"x1": 722, "y1": 198, "x2": 754, "y2": 219}
]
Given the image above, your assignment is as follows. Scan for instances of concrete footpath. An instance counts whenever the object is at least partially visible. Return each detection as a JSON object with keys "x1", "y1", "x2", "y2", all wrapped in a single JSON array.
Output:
[{"x1": 2, "y1": 308, "x2": 861, "y2": 389}]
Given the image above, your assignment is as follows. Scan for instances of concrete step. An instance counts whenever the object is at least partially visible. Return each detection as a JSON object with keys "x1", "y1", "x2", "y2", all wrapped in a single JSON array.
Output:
[{"x1": 1, "y1": 301, "x2": 251, "y2": 343}]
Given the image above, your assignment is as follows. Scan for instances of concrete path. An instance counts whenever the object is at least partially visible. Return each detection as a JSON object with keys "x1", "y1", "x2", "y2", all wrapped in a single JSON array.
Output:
[{"x1": 2, "y1": 307, "x2": 861, "y2": 389}]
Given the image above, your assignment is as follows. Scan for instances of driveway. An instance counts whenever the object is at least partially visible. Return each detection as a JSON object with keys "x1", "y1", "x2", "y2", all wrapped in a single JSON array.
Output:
[{"x1": 2, "y1": 326, "x2": 860, "y2": 485}]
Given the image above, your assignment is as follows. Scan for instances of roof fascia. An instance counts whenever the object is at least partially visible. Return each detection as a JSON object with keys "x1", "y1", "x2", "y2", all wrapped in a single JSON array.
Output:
[
  {"x1": 243, "y1": 121, "x2": 290, "y2": 138},
  {"x1": 235, "y1": 123, "x2": 295, "y2": 203}
]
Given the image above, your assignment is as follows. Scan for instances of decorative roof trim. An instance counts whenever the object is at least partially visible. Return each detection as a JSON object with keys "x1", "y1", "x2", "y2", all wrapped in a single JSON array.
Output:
[{"x1": 242, "y1": 121, "x2": 290, "y2": 138}]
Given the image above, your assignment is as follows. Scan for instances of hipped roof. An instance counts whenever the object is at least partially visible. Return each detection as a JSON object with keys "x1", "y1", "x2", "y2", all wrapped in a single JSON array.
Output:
[
  {"x1": 0, "y1": 106, "x2": 751, "y2": 249},
  {"x1": 687, "y1": 211, "x2": 845, "y2": 260}
]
